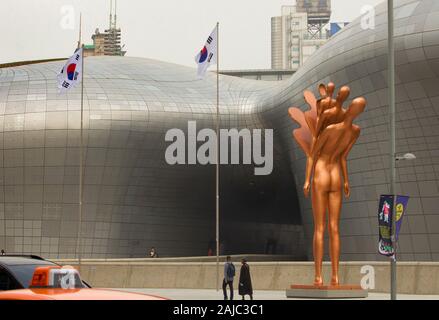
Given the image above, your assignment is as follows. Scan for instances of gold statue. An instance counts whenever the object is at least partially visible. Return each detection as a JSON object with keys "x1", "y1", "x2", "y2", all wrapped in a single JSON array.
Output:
[{"x1": 289, "y1": 83, "x2": 366, "y2": 286}]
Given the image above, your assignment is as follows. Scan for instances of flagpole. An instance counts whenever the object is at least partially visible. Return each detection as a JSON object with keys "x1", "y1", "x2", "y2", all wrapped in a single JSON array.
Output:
[
  {"x1": 75, "y1": 13, "x2": 84, "y2": 270},
  {"x1": 215, "y1": 21, "x2": 220, "y2": 292},
  {"x1": 77, "y1": 12, "x2": 82, "y2": 49}
]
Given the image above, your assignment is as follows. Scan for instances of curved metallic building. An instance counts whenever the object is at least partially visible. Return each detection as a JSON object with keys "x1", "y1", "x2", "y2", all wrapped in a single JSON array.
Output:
[{"x1": 1, "y1": 0, "x2": 439, "y2": 260}]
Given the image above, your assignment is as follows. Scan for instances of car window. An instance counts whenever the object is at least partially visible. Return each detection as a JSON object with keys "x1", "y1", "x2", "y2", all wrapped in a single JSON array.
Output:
[
  {"x1": 8, "y1": 264, "x2": 88, "y2": 288},
  {"x1": 8, "y1": 264, "x2": 54, "y2": 288},
  {"x1": 0, "y1": 267, "x2": 20, "y2": 291}
]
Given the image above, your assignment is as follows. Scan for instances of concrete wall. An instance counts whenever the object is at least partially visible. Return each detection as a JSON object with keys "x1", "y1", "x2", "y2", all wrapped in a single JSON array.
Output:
[{"x1": 54, "y1": 259, "x2": 439, "y2": 295}]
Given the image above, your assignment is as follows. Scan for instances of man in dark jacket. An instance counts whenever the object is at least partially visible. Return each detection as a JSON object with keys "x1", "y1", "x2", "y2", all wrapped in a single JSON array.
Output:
[
  {"x1": 222, "y1": 256, "x2": 235, "y2": 300},
  {"x1": 238, "y1": 258, "x2": 253, "y2": 300}
]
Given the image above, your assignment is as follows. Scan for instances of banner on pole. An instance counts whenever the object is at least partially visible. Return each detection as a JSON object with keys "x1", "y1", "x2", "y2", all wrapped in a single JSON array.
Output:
[
  {"x1": 378, "y1": 194, "x2": 394, "y2": 257},
  {"x1": 395, "y1": 195, "x2": 409, "y2": 241},
  {"x1": 378, "y1": 194, "x2": 409, "y2": 257}
]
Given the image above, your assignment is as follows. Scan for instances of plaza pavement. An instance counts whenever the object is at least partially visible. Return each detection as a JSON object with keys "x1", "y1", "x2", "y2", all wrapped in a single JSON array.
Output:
[{"x1": 116, "y1": 288, "x2": 439, "y2": 300}]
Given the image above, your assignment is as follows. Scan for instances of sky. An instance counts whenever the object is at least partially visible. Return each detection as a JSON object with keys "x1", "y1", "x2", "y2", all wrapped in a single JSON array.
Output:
[{"x1": 0, "y1": 0, "x2": 384, "y2": 69}]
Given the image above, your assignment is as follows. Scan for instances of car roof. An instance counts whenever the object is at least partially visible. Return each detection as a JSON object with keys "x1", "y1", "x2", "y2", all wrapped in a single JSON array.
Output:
[
  {"x1": 0, "y1": 288, "x2": 167, "y2": 300},
  {"x1": 0, "y1": 256, "x2": 56, "y2": 266}
]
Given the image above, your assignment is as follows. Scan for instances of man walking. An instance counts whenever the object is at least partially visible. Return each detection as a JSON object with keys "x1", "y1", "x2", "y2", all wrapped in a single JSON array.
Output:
[{"x1": 222, "y1": 256, "x2": 235, "y2": 300}]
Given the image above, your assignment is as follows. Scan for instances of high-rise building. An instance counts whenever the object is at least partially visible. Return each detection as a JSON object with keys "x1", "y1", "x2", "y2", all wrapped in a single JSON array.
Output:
[
  {"x1": 87, "y1": 0, "x2": 126, "y2": 57},
  {"x1": 271, "y1": 1, "x2": 331, "y2": 70}
]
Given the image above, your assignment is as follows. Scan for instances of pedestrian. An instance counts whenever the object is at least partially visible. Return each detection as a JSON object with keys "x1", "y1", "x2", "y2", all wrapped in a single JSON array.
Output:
[
  {"x1": 238, "y1": 258, "x2": 253, "y2": 300},
  {"x1": 207, "y1": 240, "x2": 215, "y2": 256},
  {"x1": 149, "y1": 247, "x2": 158, "y2": 258},
  {"x1": 0, "y1": 249, "x2": 5, "y2": 256},
  {"x1": 222, "y1": 256, "x2": 235, "y2": 300}
]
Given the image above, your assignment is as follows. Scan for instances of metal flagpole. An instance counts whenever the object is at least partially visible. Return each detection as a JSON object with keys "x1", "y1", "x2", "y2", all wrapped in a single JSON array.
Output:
[
  {"x1": 388, "y1": 0, "x2": 397, "y2": 301},
  {"x1": 75, "y1": 13, "x2": 84, "y2": 269},
  {"x1": 215, "y1": 22, "x2": 220, "y2": 292}
]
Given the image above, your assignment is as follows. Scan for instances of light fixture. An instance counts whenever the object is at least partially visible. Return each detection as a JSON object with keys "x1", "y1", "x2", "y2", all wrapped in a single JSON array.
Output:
[{"x1": 395, "y1": 153, "x2": 416, "y2": 161}]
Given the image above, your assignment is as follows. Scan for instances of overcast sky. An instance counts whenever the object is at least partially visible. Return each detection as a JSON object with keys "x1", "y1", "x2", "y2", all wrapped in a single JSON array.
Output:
[{"x1": 0, "y1": 0, "x2": 383, "y2": 69}]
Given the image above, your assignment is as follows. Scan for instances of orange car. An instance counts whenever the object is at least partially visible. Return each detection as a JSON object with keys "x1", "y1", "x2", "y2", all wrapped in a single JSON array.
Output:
[{"x1": 0, "y1": 256, "x2": 166, "y2": 300}]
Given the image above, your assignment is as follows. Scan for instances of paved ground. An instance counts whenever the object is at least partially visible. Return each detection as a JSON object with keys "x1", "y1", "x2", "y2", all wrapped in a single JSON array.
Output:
[{"x1": 116, "y1": 288, "x2": 439, "y2": 300}]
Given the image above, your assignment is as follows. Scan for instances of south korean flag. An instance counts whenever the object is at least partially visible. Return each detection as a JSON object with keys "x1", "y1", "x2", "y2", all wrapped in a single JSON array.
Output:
[
  {"x1": 57, "y1": 47, "x2": 83, "y2": 93},
  {"x1": 195, "y1": 25, "x2": 218, "y2": 79}
]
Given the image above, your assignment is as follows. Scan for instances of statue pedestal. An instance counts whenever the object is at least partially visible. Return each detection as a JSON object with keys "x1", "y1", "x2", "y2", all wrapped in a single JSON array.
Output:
[{"x1": 286, "y1": 284, "x2": 368, "y2": 299}]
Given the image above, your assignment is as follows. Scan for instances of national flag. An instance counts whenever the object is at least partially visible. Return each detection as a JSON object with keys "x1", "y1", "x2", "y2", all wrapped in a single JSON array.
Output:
[
  {"x1": 195, "y1": 25, "x2": 218, "y2": 79},
  {"x1": 57, "y1": 47, "x2": 83, "y2": 92}
]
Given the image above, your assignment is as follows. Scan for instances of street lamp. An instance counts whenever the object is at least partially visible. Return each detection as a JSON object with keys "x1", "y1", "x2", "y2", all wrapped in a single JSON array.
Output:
[
  {"x1": 395, "y1": 153, "x2": 417, "y2": 161},
  {"x1": 388, "y1": 0, "x2": 397, "y2": 301},
  {"x1": 391, "y1": 152, "x2": 416, "y2": 300},
  {"x1": 389, "y1": 0, "x2": 417, "y2": 302}
]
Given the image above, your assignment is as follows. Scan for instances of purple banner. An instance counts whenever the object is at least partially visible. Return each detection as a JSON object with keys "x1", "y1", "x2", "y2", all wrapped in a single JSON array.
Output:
[
  {"x1": 395, "y1": 195, "x2": 409, "y2": 241},
  {"x1": 378, "y1": 195, "x2": 410, "y2": 257},
  {"x1": 378, "y1": 195, "x2": 394, "y2": 257}
]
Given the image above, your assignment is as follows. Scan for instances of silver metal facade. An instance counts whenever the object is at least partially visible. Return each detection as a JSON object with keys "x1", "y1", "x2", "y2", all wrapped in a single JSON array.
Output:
[
  {"x1": 0, "y1": 57, "x2": 304, "y2": 258},
  {"x1": 0, "y1": 0, "x2": 438, "y2": 261}
]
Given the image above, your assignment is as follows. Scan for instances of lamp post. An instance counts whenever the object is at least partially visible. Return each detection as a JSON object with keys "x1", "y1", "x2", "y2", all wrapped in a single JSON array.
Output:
[
  {"x1": 388, "y1": 0, "x2": 397, "y2": 301},
  {"x1": 387, "y1": 0, "x2": 415, "y2": 301},
  {"x1": 390, "y1": 153, "x2": 416, "y2": 300}
]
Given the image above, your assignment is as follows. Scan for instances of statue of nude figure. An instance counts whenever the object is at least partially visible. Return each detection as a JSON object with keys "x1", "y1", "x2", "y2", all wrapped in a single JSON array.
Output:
[{"x1": 289, "y1": 83, "x2": 366, "y2": 286}]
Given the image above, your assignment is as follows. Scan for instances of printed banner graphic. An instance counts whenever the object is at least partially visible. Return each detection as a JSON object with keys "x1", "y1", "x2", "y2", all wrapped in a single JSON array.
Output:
[
  {"x1": 378, "y1": 195, "x2": 409, "y2": 257},
  {"x1": 395, "y1": 195, "x2": 409, "y2": 241},
  {"x1": 378, "y1": 195, "x2": 394, "y2": 256}
]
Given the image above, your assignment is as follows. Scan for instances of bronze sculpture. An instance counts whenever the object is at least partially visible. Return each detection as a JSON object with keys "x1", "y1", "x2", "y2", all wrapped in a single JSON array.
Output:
[{"x1": 289, "y1": 83, "x2": 366, "y2": 286}]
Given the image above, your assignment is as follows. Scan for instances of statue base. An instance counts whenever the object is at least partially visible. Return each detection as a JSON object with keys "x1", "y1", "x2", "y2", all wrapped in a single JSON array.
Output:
[{"x1": 286, "y1": 284, "x2": 368, "y2": 299}]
